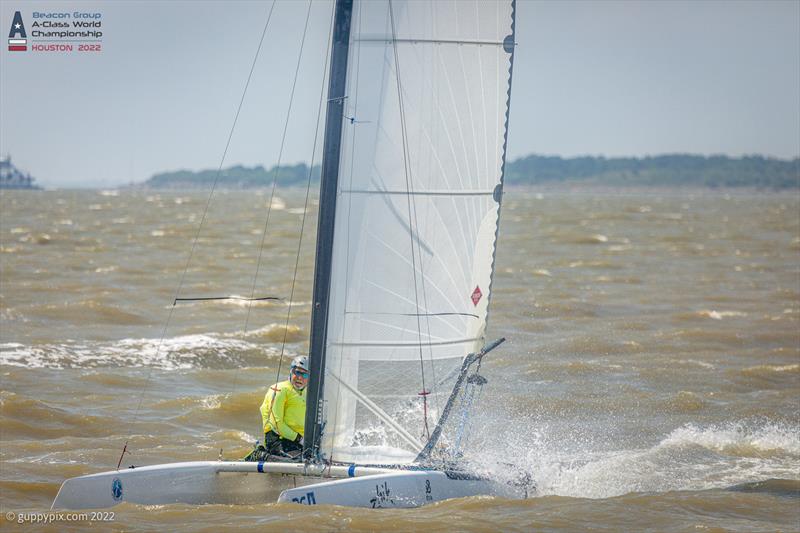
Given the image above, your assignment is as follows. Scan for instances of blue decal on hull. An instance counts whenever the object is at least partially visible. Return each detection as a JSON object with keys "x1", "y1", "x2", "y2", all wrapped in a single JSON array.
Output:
[
  {"x1": 292, "y1": 491, "x2": 317, "y2": 505},
  {"x1": 111, "y1": 478, "x2": 123, "y2": 501}
]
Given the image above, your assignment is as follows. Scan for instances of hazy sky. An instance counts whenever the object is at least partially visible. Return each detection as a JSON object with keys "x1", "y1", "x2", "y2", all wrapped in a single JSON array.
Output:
[{"x1": 1, "y1": 0, "x2": 798, "y2": 188}]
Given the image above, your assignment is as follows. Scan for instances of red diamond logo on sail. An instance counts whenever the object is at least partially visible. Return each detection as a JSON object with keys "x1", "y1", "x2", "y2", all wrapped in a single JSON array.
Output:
[{"x1": 470, "y1": 286, "x2": 482, "y2": 306}]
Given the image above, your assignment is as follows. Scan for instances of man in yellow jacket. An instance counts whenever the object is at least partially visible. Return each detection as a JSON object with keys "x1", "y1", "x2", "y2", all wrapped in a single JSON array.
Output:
[{"x1": 259, "y1": 355, "x2": 308, "y2": 459}]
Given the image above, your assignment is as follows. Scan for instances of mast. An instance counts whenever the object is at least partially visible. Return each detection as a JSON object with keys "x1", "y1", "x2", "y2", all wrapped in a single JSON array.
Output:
[{"x1": 304, "y1": 0, "x2": 353, "y2": 460}]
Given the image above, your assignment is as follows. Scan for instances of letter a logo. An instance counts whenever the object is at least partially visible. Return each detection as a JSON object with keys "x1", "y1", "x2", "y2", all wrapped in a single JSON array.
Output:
[
  {"x1": 8, "y1": 11, "x2": 26, "y2": 38},
  {"x1": 8, "y1": 11, "x2": 27, "y2": 51}
]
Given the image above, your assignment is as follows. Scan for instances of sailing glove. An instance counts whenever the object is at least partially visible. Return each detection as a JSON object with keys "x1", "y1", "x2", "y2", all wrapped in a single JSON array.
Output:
[{"x1": 294, "y1": 434, "x2": 303, "y2": 446}]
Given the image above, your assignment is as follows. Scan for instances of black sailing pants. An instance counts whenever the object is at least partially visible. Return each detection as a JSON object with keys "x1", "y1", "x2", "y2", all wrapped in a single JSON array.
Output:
[{"x1": 265, "y1": 431, "x2": 302, "y2": 455}]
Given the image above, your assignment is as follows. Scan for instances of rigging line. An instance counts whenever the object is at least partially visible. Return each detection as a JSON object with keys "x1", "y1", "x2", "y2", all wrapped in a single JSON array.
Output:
[
  {"x1": 115, "y1": 0, "x2": 278, "y2": 470},
  {"x1": 244, "y1": 0, "x2": 315, "y2": 342},
  {"x1": 248, "y1": 0, "x2": 325, "y2": 450},
  {"x1": 417, "y1": 4, "x2": 441, "y2": 416},
  {"x1": 414, "y1": 164, "x2": 440, "y2": 416},
  {"x1": 391, "y1": 0, "x2": 443, "y2": 432},
  {"x1": 275, "y1": 0, "x2": 335, "y2": 390},
  {"x1": 388, "y1": 0, "x2": 430, "y2": 440},
  {"x1": 229, "y1": 0, "x2": 315, "y2": 426},
  {"x1": 327, "y1": 0, "x2": 362, "y2": 462}
]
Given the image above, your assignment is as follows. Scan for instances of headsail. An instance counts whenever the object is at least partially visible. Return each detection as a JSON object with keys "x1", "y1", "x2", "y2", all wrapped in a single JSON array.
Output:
[{"x1": 309, "y1": 0, "x2": 516, "y2": 464}]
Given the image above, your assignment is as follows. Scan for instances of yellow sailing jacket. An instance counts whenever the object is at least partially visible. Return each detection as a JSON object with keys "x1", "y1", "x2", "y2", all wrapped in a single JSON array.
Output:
[{"x1": 260, "y1": 379, "x2": 305, "y2": 440}]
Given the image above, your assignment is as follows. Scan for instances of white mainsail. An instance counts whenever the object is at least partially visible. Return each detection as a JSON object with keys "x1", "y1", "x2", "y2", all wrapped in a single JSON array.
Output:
[{"x1": 319, "y1": 0, "x2": 515, "y2": 464}]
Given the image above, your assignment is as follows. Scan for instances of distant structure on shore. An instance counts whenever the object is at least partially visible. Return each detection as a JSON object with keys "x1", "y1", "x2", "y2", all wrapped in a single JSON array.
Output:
[{"x1": 0, "y1": 156, "x2": 39, "y2": 189}]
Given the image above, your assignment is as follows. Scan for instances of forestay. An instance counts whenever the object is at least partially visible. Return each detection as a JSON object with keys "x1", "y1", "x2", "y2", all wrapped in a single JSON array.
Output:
[{"x1": 319, "y1": 0, "x2": 515, "y2": 464}]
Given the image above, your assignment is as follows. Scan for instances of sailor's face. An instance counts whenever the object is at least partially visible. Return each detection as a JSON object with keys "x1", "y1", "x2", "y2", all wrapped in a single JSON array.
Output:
[{"x1": 291, "y1": 368, "x2": 309, "y2": 390}]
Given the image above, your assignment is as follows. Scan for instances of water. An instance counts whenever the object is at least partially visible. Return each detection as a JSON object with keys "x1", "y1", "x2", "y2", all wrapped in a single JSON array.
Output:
[{"x1": 1, "y1": 187, "x2": 798, "y2": 531}]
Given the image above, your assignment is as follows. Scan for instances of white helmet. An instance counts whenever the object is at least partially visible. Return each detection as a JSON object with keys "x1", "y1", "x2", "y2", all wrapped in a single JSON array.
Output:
[{"x1": 291, "y1": 355, "x2": 309, "y2": 373}]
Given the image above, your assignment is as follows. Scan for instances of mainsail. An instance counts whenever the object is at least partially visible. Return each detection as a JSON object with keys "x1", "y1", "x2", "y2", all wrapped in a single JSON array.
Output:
[{"x1": 306, "y1": 0, "x2": 515, "y2": 464}]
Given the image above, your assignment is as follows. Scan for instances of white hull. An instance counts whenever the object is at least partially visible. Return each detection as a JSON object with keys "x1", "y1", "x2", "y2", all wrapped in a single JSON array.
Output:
[
  {"x1": 279, "y1": 470, "x2": 523, "y2": 508},
  {"x1": 52, "y1": 460, "x2": 526, "y2": 510},
  {"x1": 51, "y1": 461, "x2": 389, "y2": 510}
]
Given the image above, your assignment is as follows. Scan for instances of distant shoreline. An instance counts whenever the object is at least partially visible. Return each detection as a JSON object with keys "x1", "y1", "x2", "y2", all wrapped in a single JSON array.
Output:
[
  {"x1": 136, "y1": 154, "x2": 799, "y2": 190},
  {"x1": 5, "y1": 185, "x2": 795, "y2": 197}
]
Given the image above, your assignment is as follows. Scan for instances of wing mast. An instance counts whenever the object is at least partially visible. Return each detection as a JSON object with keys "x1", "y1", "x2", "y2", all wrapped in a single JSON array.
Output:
[{"x1": 304, "y1": 0, "x2": 354, "y2": 460}]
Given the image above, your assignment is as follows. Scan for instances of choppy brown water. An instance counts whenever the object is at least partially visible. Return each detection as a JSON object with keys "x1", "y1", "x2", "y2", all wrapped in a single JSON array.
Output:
[{"x1": 1, "y1": 187, "x2": 798, "y2": 531}]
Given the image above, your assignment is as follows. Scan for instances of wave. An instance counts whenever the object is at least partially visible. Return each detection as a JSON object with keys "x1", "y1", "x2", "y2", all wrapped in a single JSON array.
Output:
[
  {"x1": 727, "y1": 478, "x2": 800, "y2": 498},
  {"x1": 34, "y1": 300, "x2": 149, "y2": 325},
  {"x1": 494, "y1": 420, "x2": 800, "y2": 499},
  {"x1": 664, "y1": 391, "x2": 706, "y2": 413},
  {"x1": 0, "y1": 333, "x2": 296, "y2": 370},
  {"x1": 740, "y1": 363, "x2": 799, "y2": 377},
  {"x1": 1, "y1": 391, "x2": 114, "y2": 439},
  {"x1": 243, "y1": 323, "x2": 306, "y2": 343},
  {"x1": 658, "y1": 422, "x2": 800, "y2": 457},
  {"x1": 734, "y1": 363, "x2": 799, "y2": 389},
  {"x1": 695, "y1": 310, "x2": 748, "y2": 320}
]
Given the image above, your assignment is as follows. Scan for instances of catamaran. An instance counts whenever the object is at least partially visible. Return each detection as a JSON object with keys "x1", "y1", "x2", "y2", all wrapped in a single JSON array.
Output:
[{"x1": 53, "y1": 0, "x2": 520, "y2": 509}]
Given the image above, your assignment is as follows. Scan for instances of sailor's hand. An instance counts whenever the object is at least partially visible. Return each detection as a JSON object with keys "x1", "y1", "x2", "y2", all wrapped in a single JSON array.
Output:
[{"x1": 294, "y1": 434, "x2": 303, "y2": 445}]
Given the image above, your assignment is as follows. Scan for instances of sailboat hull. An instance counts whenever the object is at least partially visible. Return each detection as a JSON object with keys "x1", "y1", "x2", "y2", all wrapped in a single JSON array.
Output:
[
  {"x1": 278, "y1": 470, "x2": 524, "y2": 508},
  {"x1": 50, "y1": 461, "x2": 392, "y2": 510},
  {"x1": 51, "y1": 460, "x2": 526, "y2": 509}
]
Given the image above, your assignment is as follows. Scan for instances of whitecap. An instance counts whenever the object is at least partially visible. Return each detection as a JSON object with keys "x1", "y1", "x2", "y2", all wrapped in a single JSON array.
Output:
[
  {"x1": 0, "y1": 334, "x2": 276, "y2": 370},
  {"x1": 659, "y1": 422, "x2": 800, "y2": 455},
  {"x1": 697, "y1": 310, "x2": 747, "y2": 320}
]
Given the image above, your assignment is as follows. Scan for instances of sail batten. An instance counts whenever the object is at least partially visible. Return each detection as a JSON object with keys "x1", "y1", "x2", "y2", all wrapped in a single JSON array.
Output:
[
  {"x1": 354, "y1": 37, "x2": 505, "y2": 46},
  {"x1": 316, "y1": 0, "x2": 515, "y2": 464},
  {"x1": 330, "y1": 337, "x2": 481, "y2": 348},
  {"x1": 342, "y1": 188, "x2": 495, "y2": 196}
]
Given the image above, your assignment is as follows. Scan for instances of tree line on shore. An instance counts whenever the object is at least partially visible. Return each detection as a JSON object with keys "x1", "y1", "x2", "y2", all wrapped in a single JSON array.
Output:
[{"x1": 143, "y1": 154, "x2": 799, "y2": 189}]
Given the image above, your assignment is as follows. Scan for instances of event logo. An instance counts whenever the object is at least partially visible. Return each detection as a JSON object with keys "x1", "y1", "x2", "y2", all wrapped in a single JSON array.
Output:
[
  {"x1": 5, "y1": 10, "x2": 103, "y2": 54},
  {"x1": 7, "y1": 11, "x2": 27, "y2": 51}
]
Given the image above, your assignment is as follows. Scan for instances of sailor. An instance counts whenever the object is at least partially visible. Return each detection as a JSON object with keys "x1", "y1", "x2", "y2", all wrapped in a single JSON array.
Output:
[{"x1": 259, "y1": 355, "x2": 308, "y2": 459}]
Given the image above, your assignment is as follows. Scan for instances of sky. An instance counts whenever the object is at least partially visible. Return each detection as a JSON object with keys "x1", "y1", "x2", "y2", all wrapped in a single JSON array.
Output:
[{"x1": 1, "y1": 0, "x2": 798, "y2": 188}]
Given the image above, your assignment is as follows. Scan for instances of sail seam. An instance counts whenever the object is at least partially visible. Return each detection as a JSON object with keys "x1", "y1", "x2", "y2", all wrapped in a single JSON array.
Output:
[
  {"x1": 354, "y1": 38, "x2": 504, "y2": 46},
  {"x1": 344, "y1": 311, "x2": 479, "y2": 318},
  {"x1": 330, "y1": 337, "x2": 480, "y2": 347},
  {"x1": 342, "y1": 188, "x2": 494, "y2": 196}
]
